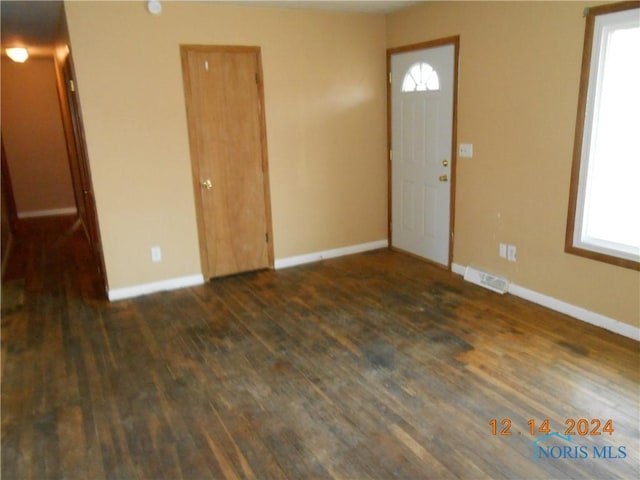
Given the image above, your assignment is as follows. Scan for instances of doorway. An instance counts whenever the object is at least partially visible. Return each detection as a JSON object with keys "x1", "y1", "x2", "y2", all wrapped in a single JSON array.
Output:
[
  {"x1": 0, "y1": 1, "x2": 106, "y2": 296},
  {"x1": 57, "y1": 52, "x2": 107, "y2": 291},
  {"x1": 1, "y1": 53, "x2": 106, "y2": 292},
  {"x1": 388, "y1": 37, "x2": 459, "y2": 268},
  {"x1": 181, "y1": 46, "x2": 274, "y2": 279}
]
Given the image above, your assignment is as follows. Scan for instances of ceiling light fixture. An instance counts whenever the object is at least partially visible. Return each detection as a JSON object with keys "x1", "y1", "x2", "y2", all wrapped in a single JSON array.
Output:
[
  {"x1": 147, "y1": 0, "x2": 162, "y2": 15},
  {"x1": 6, "y1": 47, "x2": 29, "y2": 63}
]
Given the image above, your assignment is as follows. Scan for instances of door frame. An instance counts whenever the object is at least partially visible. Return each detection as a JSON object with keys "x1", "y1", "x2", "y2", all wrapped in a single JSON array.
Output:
[
  {"x1": 180, "y1": 45, "x2": 275, "y2": 279},
  {"x1": 387, "y1": 36, "x2": 460, "y2": 269},
  {"x1": 54, "y1": 50, "x2": 108, "y2": 295},
  {"x1": 1, "y1": 135, "x2": 20, "y2": 234}
]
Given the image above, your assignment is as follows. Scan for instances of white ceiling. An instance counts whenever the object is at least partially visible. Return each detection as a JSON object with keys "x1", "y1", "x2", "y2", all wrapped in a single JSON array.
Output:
[{"x1": 0, "y1": 1, "x2": 423, "y2": 53}]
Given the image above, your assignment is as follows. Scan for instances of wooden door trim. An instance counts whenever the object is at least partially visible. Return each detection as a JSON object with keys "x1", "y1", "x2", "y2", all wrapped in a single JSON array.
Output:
[
  {"x1": 180, "y1": 45, "x2": 274, "y2": 278},
  {"x1": 254, "y1": 50, "x2": 275, "y2": 269},
  {"x1": 1, "y1": 135, "x2": 20, "y2": 234},
  {"x1": 386, "y1": 36, "x2": 460, "y2": 270},
  {"x1": 55, "y1": 52, "x2": 108, "y2": 295}
]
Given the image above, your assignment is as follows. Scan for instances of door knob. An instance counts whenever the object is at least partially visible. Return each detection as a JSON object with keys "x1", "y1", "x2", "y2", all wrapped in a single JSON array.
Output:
[
  {"x1": 439, "y1": 174, "x2": 448, "y2": 182},
  {"x1": 201, "y1": 179, "x2": 213, "y2": 190}
]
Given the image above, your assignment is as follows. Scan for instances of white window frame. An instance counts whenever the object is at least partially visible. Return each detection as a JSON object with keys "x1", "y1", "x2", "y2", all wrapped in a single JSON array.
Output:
[{"x1": 566, "y1": 2, "x2": 640, "y2": 271}]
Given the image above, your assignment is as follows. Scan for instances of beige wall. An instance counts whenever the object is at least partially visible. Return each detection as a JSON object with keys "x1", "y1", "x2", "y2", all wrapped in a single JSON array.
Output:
[
  {"x1": 1, "y1": 57, "x2": 76, "y2": 216},
  {"x1": 387, "y1": 1, "x2": 639, "y2": 328},
  {"x1": 65, "y1": 0, "x2": 639, "y2": 329},
  {"x1": 64, "y1": 1, "x2": 388, "y2": 290}
]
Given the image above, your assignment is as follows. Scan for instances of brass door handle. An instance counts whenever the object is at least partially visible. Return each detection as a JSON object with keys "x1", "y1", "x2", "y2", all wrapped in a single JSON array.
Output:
[
  {"x1": 201, "y1": 179, "x2": 213, "y2": 190},
  {"x1": 439, "y1": 174, "x2": 448, "y2": 182}
]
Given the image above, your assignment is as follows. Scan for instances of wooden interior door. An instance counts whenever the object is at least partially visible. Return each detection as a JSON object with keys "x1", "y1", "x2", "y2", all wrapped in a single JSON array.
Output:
[{"x1": 181, "y1": 46, "x2": 273, "y2": 278}]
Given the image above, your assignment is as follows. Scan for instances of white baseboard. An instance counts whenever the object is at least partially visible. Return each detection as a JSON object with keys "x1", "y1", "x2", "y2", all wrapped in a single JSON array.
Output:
[
  {"x1": 275, "y1": 239, "x2": 389, "y2": 270},
  {"x1": 107, "y1": 240, "x2": 389, "y2": 301},
  {"x1": 452, "y1": 263, "x2": 639, "y2": 341},
  {"x1": 18, "y1": 207, "x2": 77, "y2": 219},
  {"x1": 108, "y1": 274, "x2": 204, "y2": 302},
  {"x1": 451, "y1": 263, "x2": 466, "y2": 276}
]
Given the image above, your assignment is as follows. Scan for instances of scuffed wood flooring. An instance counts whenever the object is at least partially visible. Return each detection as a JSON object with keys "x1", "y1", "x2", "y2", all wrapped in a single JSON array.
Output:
[{"x1": 2, "y1": 217, "x2": 639, "y2": 479}]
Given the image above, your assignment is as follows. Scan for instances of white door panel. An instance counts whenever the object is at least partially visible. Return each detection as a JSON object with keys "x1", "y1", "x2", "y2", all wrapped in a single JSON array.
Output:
[{"x1": 391, "y1": 44, "x2": 454, "y2": 266}]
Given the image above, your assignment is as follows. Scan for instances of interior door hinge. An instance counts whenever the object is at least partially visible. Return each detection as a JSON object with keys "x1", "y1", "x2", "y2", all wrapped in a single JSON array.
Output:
[
  {"x1": 265, "y1": 232, "x2": 269, "y2": 243},
  {"x1": 389, "y1": 71, "x2": 392, "y2": 84},
  {"x1": 69, "y1": 79, "x2": 76, "y2": 92},
  {"x1": 255, "y1": 72, "x2": 259, "y2": 85},
  {"x1": 390, "y1": 150, "x2": 393, "y2": 161},
  {"x1": 204, "y1": 60, "x2": 209, "y2": 71}
]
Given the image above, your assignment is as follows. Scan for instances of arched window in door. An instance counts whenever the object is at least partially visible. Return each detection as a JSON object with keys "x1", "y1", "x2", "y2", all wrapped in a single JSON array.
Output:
[{"x1": 401, "y1": 62, "x2": 440, "y2": 92}]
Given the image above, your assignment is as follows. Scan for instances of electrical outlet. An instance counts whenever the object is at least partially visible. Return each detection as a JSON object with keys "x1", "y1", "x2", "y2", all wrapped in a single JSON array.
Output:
[
  {"x1": 499, "y1": 243, "x2": 507, "y2": 259},
  {"x1": 507, "y1": 245, "x2": 517, "y2": 262},
  {"x1": 151, "y1": 246, "x2": 162, "y2": 263}
]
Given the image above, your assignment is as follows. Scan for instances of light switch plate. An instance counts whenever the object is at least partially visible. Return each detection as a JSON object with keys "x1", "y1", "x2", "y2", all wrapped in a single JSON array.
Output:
[{"x1": 459, "y1": 143, "x2": 473, "y2": 158}]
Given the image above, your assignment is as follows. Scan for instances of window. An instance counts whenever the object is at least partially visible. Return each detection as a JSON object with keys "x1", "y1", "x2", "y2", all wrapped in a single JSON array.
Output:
[
  {"x1": 401, "y1": 62, "x2": 440, "y2": 92},
  {"x1": 566, "y1": 2, "x2": 640, "y2": 270}
]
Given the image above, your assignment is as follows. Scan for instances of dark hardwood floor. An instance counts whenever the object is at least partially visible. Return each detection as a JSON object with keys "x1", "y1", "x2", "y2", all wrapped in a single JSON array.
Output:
[{"x1": 1, "y1": 217, "x2": 639, "y2": 479}]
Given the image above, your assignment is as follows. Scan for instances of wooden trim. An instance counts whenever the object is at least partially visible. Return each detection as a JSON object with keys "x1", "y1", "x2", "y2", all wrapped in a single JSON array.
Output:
[
  {"x1": 255, "y1": 50, "x2": 275, "y2": 269},
  {"x1": 585, "y1": 0, "x2": 640, "y2": 16},
  {"x1": 386, "y1": 35, "x2": 461, "y2": 270},
  {"x1": 386, "y1": 53, "x2": 392, "y2": 244},
  {"x1": 1, "y1": 135, "x2": 17, "y2": 279},
  {"x1": 565, "y1": 1, "x2": 640, "y2": 271},
  {"x1": 60, "y1": 53, "x2": 110, "y2": 292},
  {"x1": 1, "y1": 234, "x2": 13, "y2": 280},
  {"x1": 448, "y1": 37, "x2": 460, "y2": 270},
  {"x1": 180, "y1": 44, "x2": 275, "y2": 278},
  {"x1": 1, "y1": 135, "x2": 20, "y2": 233},
  {"x1": 387, "y1": 36, "x2": 461, "y2": 56},
  {"x1": 565, "y1": 245, "x2": 639, "y2": 270},
  {"x1": 179, "y1": 44, "x2": 261, "y2": 54}
]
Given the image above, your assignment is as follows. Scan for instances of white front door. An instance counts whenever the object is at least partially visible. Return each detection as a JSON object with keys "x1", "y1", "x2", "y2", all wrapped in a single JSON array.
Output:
[{"x1": 391, "y1": 44, "x2": 455, "y2": 266}]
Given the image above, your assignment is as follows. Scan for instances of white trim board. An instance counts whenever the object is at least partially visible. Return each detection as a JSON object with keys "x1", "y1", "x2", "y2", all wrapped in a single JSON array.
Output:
[
  {"x1": 107, "y1": 240, "x2": 388, "y2": 301},
  {"x1": 275, "y1": 239, "x2": 389, "y2": 270},
  {"x1": 108, "y1": 274, "x2": 204, "y2": 301},
  {"x1": 17, "y1": 207, "x2": 77, "y2": 219},
  {"x1": 452, "y1": 263, "x2": 639, "y2": 341}
]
